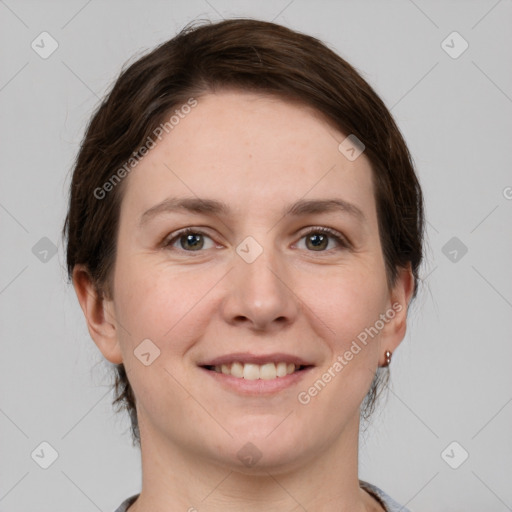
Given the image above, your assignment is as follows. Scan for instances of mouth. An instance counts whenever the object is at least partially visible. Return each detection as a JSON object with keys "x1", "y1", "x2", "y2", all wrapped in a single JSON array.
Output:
[
  {"x1": 197, "y1": 353, "x2": 314, "y2": 394},
  {"x1": 201, "y1": 361, "x2": 311, "y2": 380}
]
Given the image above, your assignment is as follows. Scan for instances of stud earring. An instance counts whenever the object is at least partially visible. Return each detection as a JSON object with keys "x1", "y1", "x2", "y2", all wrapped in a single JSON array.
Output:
[{"x1": 382, "y1": 350, "x2": 392, "y2": 367}]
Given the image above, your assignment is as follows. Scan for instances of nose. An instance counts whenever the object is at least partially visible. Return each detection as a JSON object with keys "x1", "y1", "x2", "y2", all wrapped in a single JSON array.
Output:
[{"x1": 220, "y1": 245, "x2": 300, "y2": 332}]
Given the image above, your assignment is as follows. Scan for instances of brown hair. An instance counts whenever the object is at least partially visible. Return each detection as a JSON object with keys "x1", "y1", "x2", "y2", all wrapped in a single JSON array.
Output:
[{"x1": 62, "y1": 18, "x2": 424, "y2": 447}]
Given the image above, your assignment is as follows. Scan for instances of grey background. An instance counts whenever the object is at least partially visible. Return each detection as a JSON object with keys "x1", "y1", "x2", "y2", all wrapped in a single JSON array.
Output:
[{"x1": 1, "y1": 0, "x2": 511, "y2": 510}]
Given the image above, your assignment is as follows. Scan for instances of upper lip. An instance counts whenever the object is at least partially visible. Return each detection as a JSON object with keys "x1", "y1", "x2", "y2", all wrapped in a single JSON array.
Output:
[{"x1": 198, "y1": 352, "x2": 314, "y2": 367}]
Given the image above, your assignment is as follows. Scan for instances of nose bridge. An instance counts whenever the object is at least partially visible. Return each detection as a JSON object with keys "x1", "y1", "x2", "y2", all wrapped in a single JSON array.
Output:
[{"x1": 222, "y1": 234, "x2": 299, "y2": 330}]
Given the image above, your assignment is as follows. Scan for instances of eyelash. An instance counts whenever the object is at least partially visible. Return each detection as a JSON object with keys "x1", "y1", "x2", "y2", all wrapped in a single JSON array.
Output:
[{"x1": 162, "y1": 226, "x2": 350, "y2": 254}]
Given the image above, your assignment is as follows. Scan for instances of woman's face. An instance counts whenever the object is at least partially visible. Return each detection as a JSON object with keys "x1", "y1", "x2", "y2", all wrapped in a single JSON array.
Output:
[{"x1": 99, "y1": 90, "x2": 411, "y2": 470}]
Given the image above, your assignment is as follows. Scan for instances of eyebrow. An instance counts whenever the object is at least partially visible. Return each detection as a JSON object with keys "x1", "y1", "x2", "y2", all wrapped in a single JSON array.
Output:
[{"x1": 139, "y1": 196, "x2": 365, "y2": 227}]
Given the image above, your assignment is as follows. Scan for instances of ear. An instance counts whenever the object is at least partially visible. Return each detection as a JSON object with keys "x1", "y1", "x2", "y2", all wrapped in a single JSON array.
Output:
[
  {"x1": 72, "y1": 265, "x2": 123, "y2": 364},
  {"x1": 378, "y1": 264, "x2": 415, "y2": 367}
]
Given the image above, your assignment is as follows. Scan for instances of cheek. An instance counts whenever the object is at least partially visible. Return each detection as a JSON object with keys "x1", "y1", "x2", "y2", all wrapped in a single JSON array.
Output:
[
  {"x1": 298, "y1": 267, "x2": 388, "y2": 419},
  {"x1": 112, "y1": 263, "x2": 218, "y2": 418},
  {"x1": 307, "y1": 263, "x2": 389, "y2": 350},
  {"x1": 113, "y1": 258, "x2": 218, "y2": 350}
]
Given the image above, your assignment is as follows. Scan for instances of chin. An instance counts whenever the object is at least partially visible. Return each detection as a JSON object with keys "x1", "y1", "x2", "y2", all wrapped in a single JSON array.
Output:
[
  {"x1": 223, "y1": 445, "x2": 308, "y2": 476},
  {"x1": 210, "y1": 421, "x2": 308, "y2": 473}
]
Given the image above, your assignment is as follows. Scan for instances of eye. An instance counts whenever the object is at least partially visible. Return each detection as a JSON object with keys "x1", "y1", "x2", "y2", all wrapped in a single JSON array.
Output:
[
  {"x1": 163, "y1": 228, "x2": 216, "y2": 252},
  {"x1": 295, "y1": 227, "x2": 349, "y2": 252},
  {"x1": 162, "y1": 226, "x2": 350, "y2": 253}
]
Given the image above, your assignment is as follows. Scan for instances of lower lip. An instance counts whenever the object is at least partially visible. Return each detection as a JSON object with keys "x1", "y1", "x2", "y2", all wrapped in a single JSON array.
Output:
[{"x1": 199, "y1": 366, "x2": 314, "y2": 395}]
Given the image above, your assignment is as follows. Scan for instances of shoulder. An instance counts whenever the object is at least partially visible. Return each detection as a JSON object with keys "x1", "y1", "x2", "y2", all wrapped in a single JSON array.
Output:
[
  {"x1": 359, "y1": 480, "x2": 412, "y2": 512},
  {"x1": 113, "y1": 493, "x2": 139, "y2": 512}
]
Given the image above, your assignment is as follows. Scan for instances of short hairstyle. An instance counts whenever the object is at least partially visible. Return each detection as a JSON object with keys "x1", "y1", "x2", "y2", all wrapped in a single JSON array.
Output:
[{"x1": 62, "y1": 18, "x2": 424, "y2": 446}]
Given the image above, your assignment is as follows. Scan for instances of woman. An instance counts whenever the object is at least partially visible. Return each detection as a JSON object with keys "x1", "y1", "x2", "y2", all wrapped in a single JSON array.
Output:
[{"x1": 63, "y1": 18, "x2": 423, "y2": 512}]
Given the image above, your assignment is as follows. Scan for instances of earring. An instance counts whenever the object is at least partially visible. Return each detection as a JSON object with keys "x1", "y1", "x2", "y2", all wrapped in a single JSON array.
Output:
[{"x1": 382, "y1": 350, "x2": 392, "y2": 367}]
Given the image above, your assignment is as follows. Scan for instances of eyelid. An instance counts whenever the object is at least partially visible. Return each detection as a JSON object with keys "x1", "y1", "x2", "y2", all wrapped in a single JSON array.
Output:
[
  {"x1": 162, "y1": 227, "x2": 218, "y2": 251},
  {"x1": 295, "y1": 226, "x2": 351, "y2": 250}
]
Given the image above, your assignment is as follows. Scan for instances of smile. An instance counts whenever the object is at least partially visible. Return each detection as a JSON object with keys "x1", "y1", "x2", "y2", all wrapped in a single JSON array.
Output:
[{"x1": 198, "y1": 353, "x2": 315, "y2": 394}]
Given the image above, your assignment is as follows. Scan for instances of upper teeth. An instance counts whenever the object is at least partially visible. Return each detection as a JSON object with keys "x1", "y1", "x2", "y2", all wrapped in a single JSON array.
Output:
[{"x1": 213, "y1": 362, "x2": 298, "y2": 380}]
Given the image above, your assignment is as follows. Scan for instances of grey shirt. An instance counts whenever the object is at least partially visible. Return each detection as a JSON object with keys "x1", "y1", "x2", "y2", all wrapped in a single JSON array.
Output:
[{"x1": 113, "y1": 480, "x2": 411, "y2": 512}]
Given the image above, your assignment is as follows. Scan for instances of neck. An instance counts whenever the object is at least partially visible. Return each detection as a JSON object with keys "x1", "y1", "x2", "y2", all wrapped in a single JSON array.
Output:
[{"x1": 128, "y1": 414, "x2": 382, "y2": 512}]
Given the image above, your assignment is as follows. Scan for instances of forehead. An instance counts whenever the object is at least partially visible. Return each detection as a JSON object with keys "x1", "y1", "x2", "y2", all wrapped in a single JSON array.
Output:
[{"x1": 120, "y1": 90, "x2": 376, "y2": 224}]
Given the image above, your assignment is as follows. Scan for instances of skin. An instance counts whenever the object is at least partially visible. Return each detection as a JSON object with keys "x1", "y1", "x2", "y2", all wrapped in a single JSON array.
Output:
[{"x1": 73, "y1": 90, "x2": 414, "y2": 512}]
